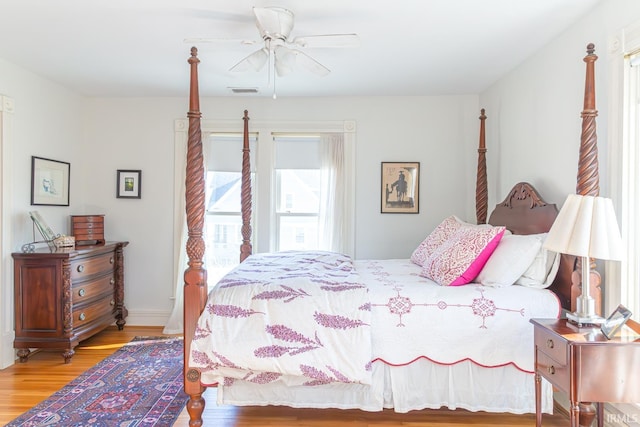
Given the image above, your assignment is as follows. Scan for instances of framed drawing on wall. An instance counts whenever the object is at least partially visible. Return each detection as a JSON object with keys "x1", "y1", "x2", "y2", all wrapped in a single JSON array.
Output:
[
  {"x1": 31, "y1": 156, "x2": 70, "y2": 206},
  {"x1": 117, "y1": 169, "x2": 142, "y2": 199},
  {"x1": 381, "y1": 162, "x2": 420, "y2": 213}
]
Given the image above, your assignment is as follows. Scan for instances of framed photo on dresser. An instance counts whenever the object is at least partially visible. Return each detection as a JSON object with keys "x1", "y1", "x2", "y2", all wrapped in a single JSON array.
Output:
[{"x1": 601, "y1": 304, "x2": 632, "y2": 339}]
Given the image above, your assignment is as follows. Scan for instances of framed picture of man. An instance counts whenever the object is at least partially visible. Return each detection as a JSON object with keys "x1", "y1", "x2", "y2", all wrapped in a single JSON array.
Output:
[{"x1": 381, "y1": 162, "x2": 419, "y2": 213}]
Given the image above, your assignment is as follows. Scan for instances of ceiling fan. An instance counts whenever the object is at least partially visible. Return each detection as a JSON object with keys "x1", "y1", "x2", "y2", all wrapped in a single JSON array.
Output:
[
  {"x1": 188, "y1": 6, "x2": 360, "y2": 97},
  {"x1": 232, "y1": 6, "x2": 359, "y2": 75}
]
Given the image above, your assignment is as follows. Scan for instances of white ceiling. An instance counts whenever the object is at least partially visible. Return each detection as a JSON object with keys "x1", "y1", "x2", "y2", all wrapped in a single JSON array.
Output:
[{"x1": 0, "y1": 0, "x2": 602, "y2": 98}]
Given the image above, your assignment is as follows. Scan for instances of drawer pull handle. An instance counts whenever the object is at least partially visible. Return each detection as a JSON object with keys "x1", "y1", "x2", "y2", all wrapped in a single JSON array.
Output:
[
  {"x1": 77, "y1": 264, "x2": 84, "y2": 273},
  {"x1": 110, "y1": 257, "x2": 114, "y2": 264},
  {"x1": 548, "y1": 366, "x2": 555, "y2": 375},
  {"x1": 110, "y1": 299, "x2": 115, "y2": 306},
  {"x1": 110, "y1": 278, "x2": 115, "y2": 285},
  {"x1": 78, "y1": 288, "x2": 86, "y2": 297},
  {"x1": 546, "y1": 339, "x2": 554, "y2": 349},
  {"x1": 79, "y1": 312, "x2": 86, "y2": 321}
]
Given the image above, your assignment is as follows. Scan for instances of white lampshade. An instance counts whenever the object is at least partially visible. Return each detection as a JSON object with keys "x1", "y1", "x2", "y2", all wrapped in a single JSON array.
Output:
[{"x1": 543, "y1": 194, "x2": 623, "y2": 261}]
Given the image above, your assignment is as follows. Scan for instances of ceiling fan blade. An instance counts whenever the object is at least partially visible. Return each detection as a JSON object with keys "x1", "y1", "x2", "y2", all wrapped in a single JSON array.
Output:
[
  {"x1": 293, "y1": 50, "x2": 330, "y2": 76},
  {"x1": 183, "y1": 37, "x2": 257, "y2": 46},
  {"x1": 230, "y1": 48, "x2": 269, "y2": 72},
  {"x1": 253, "y1": 6, "x2": 294, "y2": 40},
  {"x1": 290, "y1": 34, "x2": 360, "y2": 48}
]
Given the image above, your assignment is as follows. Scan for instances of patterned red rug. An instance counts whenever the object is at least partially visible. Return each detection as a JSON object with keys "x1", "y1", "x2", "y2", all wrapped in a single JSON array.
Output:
[{"x1": 6, "y1": 336, "x2": 187, "y2": 427}]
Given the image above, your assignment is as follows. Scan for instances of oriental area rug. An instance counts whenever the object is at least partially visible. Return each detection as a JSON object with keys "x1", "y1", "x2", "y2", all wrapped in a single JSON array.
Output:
[{"x1": 6, "y1": 336, "x2": 187, "y2": 427}]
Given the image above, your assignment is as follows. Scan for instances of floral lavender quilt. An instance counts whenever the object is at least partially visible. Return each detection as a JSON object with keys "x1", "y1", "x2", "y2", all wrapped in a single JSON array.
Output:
[{"x1": 190, "y1": 251, "x2": 372, "y2": 388}]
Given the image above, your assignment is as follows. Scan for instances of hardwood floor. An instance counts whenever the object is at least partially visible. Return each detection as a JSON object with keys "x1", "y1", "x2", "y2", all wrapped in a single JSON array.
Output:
[{"x1": 0, "y1": 326, "x2": 570, "y2": 426}]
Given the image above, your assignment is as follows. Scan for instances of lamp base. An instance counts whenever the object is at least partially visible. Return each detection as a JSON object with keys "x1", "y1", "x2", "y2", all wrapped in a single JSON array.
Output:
[{"x1": 566, "y1": 311, "x2": 604, "y2": 327}]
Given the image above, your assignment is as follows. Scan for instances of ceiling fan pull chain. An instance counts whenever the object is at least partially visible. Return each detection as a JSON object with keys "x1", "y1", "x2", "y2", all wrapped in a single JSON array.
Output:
[{"x1": 267, "y1": 38, "x2": 273, "y2": 88}]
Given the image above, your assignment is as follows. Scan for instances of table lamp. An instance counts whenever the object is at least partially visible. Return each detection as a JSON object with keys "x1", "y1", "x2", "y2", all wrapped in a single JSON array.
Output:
[{"x1": 543, "y1": 194, "x2": 623, "y2": 325}]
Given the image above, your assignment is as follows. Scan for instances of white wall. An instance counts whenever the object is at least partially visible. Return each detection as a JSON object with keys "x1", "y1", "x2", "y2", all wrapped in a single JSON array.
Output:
[
  {"x1": 480, "y1": 0, "x2": 640, "y2": 207},
  {"x1": 0, "y1": 57, "x2": 86, "y2": 367}
]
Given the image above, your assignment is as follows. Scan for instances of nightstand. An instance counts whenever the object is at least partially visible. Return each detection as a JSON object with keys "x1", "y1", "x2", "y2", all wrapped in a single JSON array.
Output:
[{"x1": 531, "y1": 318, "x2": 640, "y2": 427}]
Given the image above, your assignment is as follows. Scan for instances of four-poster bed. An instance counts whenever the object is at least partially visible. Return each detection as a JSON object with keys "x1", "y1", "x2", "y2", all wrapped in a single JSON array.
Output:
[{"x1": 181, "y1": 44, "x2": 602, "y2": 425}]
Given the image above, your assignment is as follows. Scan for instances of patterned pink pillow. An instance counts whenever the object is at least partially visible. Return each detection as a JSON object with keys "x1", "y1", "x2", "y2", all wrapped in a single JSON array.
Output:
[
  {"x1": 410, "y1": 216, "x2": 462, "y2": 266},
  {"x1": 420, "y1": 224, "x2": 506, "y2": 286}
]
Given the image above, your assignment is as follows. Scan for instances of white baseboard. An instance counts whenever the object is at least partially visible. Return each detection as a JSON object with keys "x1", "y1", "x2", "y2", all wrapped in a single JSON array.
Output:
[
  {"x1": 0, "y1": 330, "x2": 16, "y2": 369},
  {"x1": 123, "y1": 309, "x2": 171, "y2": 327}
]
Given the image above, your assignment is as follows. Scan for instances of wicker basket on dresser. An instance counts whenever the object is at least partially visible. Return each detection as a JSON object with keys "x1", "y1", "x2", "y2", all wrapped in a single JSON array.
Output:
[{"x1": 12, "y1": 241, "x2": 128, "y2": 363}]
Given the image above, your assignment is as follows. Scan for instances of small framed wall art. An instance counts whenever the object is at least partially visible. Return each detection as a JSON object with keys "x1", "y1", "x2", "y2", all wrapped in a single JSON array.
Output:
[
  {"x1": 31, "y1": 156, "x2": 70, "y2": 206},
  {"x1": 116, "y1": 169, "x2": 142, "y2": 199},
  {"x1": 381, "y1": 161, "x2": 420, "y2": 213}
]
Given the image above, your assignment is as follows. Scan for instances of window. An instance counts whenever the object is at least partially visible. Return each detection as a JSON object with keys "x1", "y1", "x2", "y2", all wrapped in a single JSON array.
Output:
[
  {"x1": 275, "y1": 168, "x2": 321, "y2": 251},
  {"x1": 205, "y1": 170, "x2": 243, "y2": 284},
  {"x1": 204, "y1": 134, "x2": 256, "y2": 286},
  {"x1": 608, "y1": 23, "x2": 640, "y2": 319},
  {"x1": 622, "y1": 51, "x2": 640, "y2": 316}
]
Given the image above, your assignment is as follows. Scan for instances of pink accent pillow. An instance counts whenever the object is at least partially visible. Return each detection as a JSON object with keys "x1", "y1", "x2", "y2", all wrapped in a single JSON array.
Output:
[
  {"x1": 410, "y1": 216, "x2": 462, "y2": 266},
  {"x1": 420, "y1": 224, "x2": 506, "y2": 286}
]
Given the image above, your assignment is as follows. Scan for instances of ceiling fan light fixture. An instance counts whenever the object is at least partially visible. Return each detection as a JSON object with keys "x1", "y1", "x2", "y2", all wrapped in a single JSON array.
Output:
[
  {"x1": 253, "y1": 6, "x2": 294, "y2": 41},
  {"x1": 274, "y1": 45, "x2": 296, "y2": 76}
]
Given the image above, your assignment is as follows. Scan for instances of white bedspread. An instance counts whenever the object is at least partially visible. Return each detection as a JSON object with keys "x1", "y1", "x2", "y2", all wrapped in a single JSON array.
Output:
[
  {"x1": 358, "y1": 259, "x2": 561, "y2": 372},
  {"x1": 191, "y1": 252, "x2": 561, "y2": 413},
  {"x1": 190, "y1": 251, "x2": 372, "y2": 387}
]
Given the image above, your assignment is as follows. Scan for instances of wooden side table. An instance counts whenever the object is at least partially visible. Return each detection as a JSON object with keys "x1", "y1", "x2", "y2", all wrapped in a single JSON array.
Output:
[{"x1": 531, "y1": 318, "x2": 640, "y2": 427}]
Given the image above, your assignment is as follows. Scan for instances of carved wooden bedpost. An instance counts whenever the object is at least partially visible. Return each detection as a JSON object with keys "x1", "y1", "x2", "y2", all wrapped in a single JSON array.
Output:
[
  {"x1": 572, "y1": 43, "x2": 602, "y2": 318},
  {"x1": 240, "y1": 110, "x2": 253, "y2": 262},
  {"x1": 573, "y1": 43, "x2": 601, "y2": 427},
  {"x1": 183, "y1": 46, "x2": 207, "y2": 427},
  {"x1": 476, "y1": 109, "x2": 488, "y2": 224},
  {"x1": 576, "y1": 44, "x2": 600, "y2": 198}
]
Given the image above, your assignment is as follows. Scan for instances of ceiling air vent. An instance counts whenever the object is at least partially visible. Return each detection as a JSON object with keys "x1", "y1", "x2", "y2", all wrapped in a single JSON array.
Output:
[{"x1": 229, "y1": 87, "x2": 259, "y2": 94}]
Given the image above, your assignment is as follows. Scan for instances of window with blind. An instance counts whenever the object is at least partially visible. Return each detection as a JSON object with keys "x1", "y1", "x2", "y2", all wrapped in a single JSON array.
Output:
[
  {"x1": 204, "y1": 133, "x2": 257, "y2": 285},
  {"x1": 274, "y1": 135, "x2": 322, "y2": 251}
]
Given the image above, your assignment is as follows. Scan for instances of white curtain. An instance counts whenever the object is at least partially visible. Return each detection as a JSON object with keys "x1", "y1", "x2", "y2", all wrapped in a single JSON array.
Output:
[
  {"x1": 162, "y1": 136, "x2": 189, "y2": 334},
  {"x1": 318, "y1": 133, "x2": 346, "y2": 253},
  {"x1": 162, "y1": 220, "x2": 187, "y2": 334}
]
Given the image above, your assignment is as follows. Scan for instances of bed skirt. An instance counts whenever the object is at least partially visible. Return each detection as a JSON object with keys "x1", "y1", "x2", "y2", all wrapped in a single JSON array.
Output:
[{"x1": 215, "y1": 358, "x2": 553, "y2": 414}]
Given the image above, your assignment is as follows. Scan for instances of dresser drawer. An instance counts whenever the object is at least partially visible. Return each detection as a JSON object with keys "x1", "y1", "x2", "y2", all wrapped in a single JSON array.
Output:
[
  {"x1": 534, "y1": 326, "x2": 567, "y2": 364},
  {"x1": 536, "y1": 349, "x2": 569, "y2": 389},
  {"x1": 70, "y1": 252, "x2": 115, "y2": 281},
  {"x1": 72, "y1": 295, "x2": 115, "y2": 329},
  {"x1": 72, "y1": 274, "x2": 115, "y2": 305},
  {"x1": 74, "y1": 227, "x2": 104, "y2": 241}
]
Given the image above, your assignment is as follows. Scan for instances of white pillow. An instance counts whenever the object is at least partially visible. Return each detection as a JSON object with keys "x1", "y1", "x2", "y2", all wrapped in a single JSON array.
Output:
[
  {"x1": 515, "y1": 238, "x2": 561, "y2": 289},
  {"x1": 476, "y1": 233, "x2": 544, "y2": 287}
]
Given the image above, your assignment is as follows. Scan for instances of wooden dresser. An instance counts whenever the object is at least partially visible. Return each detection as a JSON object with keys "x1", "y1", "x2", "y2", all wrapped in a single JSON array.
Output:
[{"x1": 12, "y1": 241, "x2": 128, "y2": 363}]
